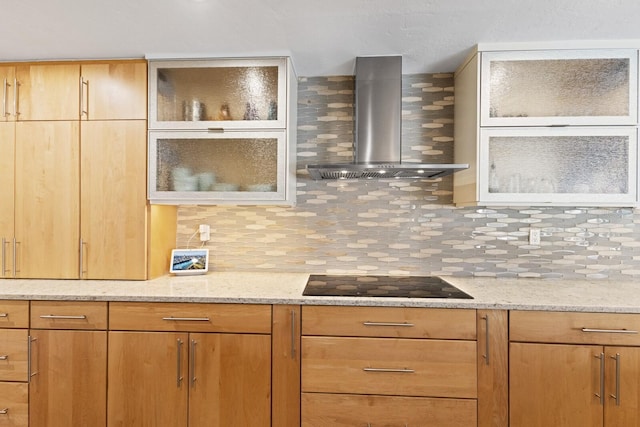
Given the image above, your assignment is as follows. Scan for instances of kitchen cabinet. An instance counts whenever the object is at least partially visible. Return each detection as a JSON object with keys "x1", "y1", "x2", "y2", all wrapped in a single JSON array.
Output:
[
  {"x1": 272, "y1": 305, "x2": 301, "y2": 427},
  {"x1": 15, "y1": 63, "x2": 80, "y2": 121},
  {"x1": 510, "y1": 310, "x2": 640, "y2": 427},
  {"x1": 1, "y1": 67, "x2": 16, "y2": 122},
  {"x1": 147, "y1": 57, "x2": 297, "y2": 205},
  {"x1": 107, "y1": 302, "x2": 272, "y2": 427},
  {"x1": 29, "y1": 301, "x2": 107, "y2": 427},
  {"x1": 454, "y1": 46, "x2": 640, "y2": 207},
  {"x1": 301, "y1": 306, "x2": 478, "y2": 426},
  {"x1": 0, "y1": 123, "x2": 14, "y2": 278},
  {"x1": 477, "y1": 310, "x2": 508, "y2": 427},
  {"x1": 0, "y1": 301, "x2": 29, "y2": 427}
]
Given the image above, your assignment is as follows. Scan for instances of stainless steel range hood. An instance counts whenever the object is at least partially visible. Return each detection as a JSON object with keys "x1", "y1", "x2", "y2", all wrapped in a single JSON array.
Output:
[{"x1": 306, "y1": 55, "x2": 468, "y2": 180}]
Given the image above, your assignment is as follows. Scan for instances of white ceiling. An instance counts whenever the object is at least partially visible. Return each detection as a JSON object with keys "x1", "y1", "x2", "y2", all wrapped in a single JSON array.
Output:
[{"x1": 4, "y1": 0, "x2": 640, "y2": 76}]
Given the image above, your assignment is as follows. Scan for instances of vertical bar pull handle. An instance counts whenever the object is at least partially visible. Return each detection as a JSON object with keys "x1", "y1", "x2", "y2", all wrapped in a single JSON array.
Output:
[
  {"x1": 12, "y1": 238, "x2": 17, "y2": 278},
  {"x1": 481, "y1": 314, "x2": 490, "y2": 365},
  {"x1": 79, "y1": 238, "x2": 86, "y2": 278},
  {"x1": 28, "y1": 336, "x2": 38, "y2": 381},
  {"x1": 290, "y1": 309, "x2": 296, "y2": 359},
  {"x1": 2, "y1": 78, "x2": 7, "y2": 117},
  {"x1": 80, "y1": 76, "x2": 89, "y2": 117},
  {"x1": 610, "y1": 353, "x2": 621, "y2": 406},
  {"x1": 13, "y1": 78, "x2": 18, "y2": 117},
  {"x1": 190, "y1": 339, "x2": 197, "y2": 387},
  {"x1": 595, "y1": 352, "x2": 604, "y2": 404},
  {"x1": 176, "y1": 338, "x2": 184, "y2": 387},
  {"x1": 1, "y1": 237, "x2": 6, "y2": 277}
]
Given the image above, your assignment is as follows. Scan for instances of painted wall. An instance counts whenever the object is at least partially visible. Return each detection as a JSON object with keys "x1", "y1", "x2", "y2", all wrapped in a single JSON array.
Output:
[{"x1": 176, "y1": 74, "x2": 640, "y2": 280}]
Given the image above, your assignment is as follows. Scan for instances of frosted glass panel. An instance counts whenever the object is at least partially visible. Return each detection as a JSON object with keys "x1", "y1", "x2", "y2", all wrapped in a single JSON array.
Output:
[
  {"x1": 156, "y1": 66, "x2": 279, "y2": 122},
  {"x1": 155, "y1": 138, "x2": 278, "y2": 193},
  {"x1": 489, "y1": 58, "x2": 630, "y2": 118},
  {"x1": 488, "y1": 135, "x2": 629, "y2": 194}
]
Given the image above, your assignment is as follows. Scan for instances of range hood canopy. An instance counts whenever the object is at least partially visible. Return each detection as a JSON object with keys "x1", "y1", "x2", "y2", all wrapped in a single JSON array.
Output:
[{"x1": 306, "y1": 55, "x2": 468, "y2": 180}]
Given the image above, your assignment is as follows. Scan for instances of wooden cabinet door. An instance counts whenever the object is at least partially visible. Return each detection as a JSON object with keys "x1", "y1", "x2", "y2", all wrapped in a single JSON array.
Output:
[
  {"x1": 478, "y1": 309, "x2": 508, "y2": 427},
  {"x1": 14, "y1": 122, "x2": 79, "y2": 278},
  {"x1": 510, "y1": 342, "x2": 603, "y2": 427},
  {"x1": 80, "y1": 62, "x2": 147, "y2": 120},
  {"x1": 0, "y1": 329, "x2": 28, "y2": 382},
  {"x1": 29, "y1": 330, "x2": 107, "y2": 427},
  {"x1": 80, "y1": 121, "x2": 147, "y2": 279},
  {"x1": 15, "y1": 64, "x2": 80, "y2": 121},
  {"x1": 0, "y1": 382, "x2": 28, "y2": 427},
  {"x1": 272, "y1": 305, "x2": 301, "y2": 427},
  {"x1": 188, "y1": 333, "x2": 271, "y2": 427},
  {"x1": 107, "y1": 331, "x2": 188, "y2": 427},
  {"x1": 0, "y1": 123, "x2": 14, "y2": 278},
  {"x1": 0, "y1": 67, "x2": 16, "y2": 122},
  {"x1": 605, "y1": 346, "x2": 640, "y2": 427}
]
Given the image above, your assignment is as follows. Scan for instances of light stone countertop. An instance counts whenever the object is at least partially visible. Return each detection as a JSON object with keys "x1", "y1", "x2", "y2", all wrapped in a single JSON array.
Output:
[{"x1": 1, "y1": 272, "x2": 639, "y2": 313}]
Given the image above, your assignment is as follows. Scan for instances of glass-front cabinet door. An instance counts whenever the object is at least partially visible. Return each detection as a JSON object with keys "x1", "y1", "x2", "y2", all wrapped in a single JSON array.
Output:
[
  {"x1": 149, "y1": 58, "x2": 287, "y2": 130},
  {"x1": 149, "y1": 131, "x2": 291, "y2": 204},
  {"x1": 479, "y1": 127, "x2": 638, "y2": 206},
  {"x1": 480, "y1": 49, "x2": 638, "y2": 126}
]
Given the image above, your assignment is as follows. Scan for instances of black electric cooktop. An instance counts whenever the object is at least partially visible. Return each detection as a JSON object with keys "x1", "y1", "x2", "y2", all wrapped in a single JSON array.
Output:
[{"x1": 303, "y1": 275, "x2": 473, "y2": 299}]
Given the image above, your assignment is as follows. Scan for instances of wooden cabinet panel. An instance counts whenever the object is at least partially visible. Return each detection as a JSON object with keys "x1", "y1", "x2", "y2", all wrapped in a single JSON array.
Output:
[
  {"x1": 29, "y1": 330, "x2": 106, "y2": 427},
  {"x1": 0, "y1": 329, "x2": 28, "y2": 382},
  {"x1": 302, "y1": 336, "x2": 477, "y2": 398},
  {"x1": 0, "y1": 67, "x2": 16, "y2": 122},
  {"x1": 80, "y1": 121, "x2": 147, "y2": 279},
  {"x1": 30, "y1": 301, "x2": 107, "y2": 330},
  {"x1": 0, "y1": 123, "x2": 14, "y2": 279},
  {"x1": 271, "y1": 305, "x2": 301, "y2": 427},
  {"x1": 15, "y1": 63, "x2": 80, "y2": 121},
  {"x1": 302, "y1": 306, "x2": 476, "y2": 339},
  {"x1": 510, "y1": 342, "x2": 603, "y2": 427},
  {"x1": 605, "y1": 346, "x2": 640, "y2": 427},
  {"x1": 0, "y1": 382, "x2": 28, "y2": 427},
  {"x1": 109, "y1": 302, "x2": 272, "y2": 333},
  {"x1": 107, "y1": 331, "x2": 189, "y2": 427},
  {"x1": 80, "y1": 61, "x2": 147, "y2": 120},
  {"x1": 14, "y1": 121, "x2": 80, "y2": 279},
  {"x1": 0, "y1": 301, "x2": 29, "y2": 328},
  {"x1": 188, "y1": 333, "x2": 271, "y2": 427},
  {"x1": 511, "y1": 311, "x2": 640, "y2": 345},
  {"x1": 302, "y1": 393, "x2": 477, "y2": 427},
  {"x1": 478, "y1": 309, "x2": 508, "y2": 427}
]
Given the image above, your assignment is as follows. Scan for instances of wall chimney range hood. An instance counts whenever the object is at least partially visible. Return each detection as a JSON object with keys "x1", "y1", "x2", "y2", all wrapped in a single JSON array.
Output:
[{"x1": 307, "y1": 55, "x2": 468, "y2": 180}]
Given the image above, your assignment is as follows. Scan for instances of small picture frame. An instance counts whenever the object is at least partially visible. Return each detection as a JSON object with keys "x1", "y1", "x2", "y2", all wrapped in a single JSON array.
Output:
[{"x1": 169, "y1": 249, "x2": 209, "y2": 275}]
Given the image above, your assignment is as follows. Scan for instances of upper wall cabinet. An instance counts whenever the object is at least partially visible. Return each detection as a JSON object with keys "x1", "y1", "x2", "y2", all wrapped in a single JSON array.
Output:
[
  {"x1": 481, "y1": 49, "x2": 638, "y2": 127},
  {"x1": 148, "y1": 58, "x2": 289, "y2": 130}
]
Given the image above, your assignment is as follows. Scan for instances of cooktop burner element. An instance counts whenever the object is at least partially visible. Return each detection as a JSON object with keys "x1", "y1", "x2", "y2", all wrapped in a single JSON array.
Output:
[{"x1": 303, "y1": 275, "x2": 473, "y2": 299}]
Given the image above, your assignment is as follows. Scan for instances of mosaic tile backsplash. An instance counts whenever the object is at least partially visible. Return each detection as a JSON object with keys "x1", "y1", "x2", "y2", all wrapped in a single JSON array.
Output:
[{"x1": 177, "y1": 74, "x2": 640, "y2": 279}]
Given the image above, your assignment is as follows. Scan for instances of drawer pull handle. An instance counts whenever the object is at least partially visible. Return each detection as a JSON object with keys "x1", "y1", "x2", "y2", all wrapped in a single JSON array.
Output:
[
  {"x1": 39, "y1": 314, "x2": 87, "y2": 320},
  {"x1": 363, "y1": 367, "x2": 415, "y2": 374},
  {"x1": 582, "y1": 328, "x2": 638, "y2": 334},
  {"x1": 0, "y1": 408, "x2": 7, "y2": 415},
  {"x1": 162, "y1": 316, "x2": 210, "y2": 322},
  {"x1": 0, "y1": 313, "x2": 7, "y2": 318},
  {"x1": 207, "y1": 127, "x2": 225, "y2": 132},
  {"x1": 0, "y1": 355, "x2": 8, "y2": 361},
  {"x1": 363, "y1": 322, "x2": 415, "y2": 327}
]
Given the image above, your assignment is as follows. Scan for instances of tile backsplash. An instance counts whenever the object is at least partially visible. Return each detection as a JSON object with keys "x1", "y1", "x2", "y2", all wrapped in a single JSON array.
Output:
[{"x1": 176, "y1": 74, "x2": 640, "y2": 279}]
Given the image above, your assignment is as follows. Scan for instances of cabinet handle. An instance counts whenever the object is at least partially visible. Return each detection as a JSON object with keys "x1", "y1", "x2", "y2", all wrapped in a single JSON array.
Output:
[
  {"x1": 28, "y1": 336, "x2": 38, "y2": 381},
  {"x1": 39, "y1": 314, "x2": 87, "y2": 320},
  {"x1": 176, "y1": 338, "x2": 184, "y2": 387},
  {"x1": 481, "y1": 314, "x2": 490, "y2": 365},
  {"x1": 0, "y1": 355, "x2": 8, "y2": 361},
  {"x1": 595, "y1": 352, "x2": 604, "y2": 405},
  {"x1": 79, "y1": 238, "x2": 86, "y2": 278},
  {"x1": 12, "y1": 238, "x2": 17, "y2": 278},
  {"x1": 1, "y1": 237, "x2": 6, "y2": 277},
  {"x1": 0, "y1": 408, "x2": 7, "y2": 415},
  {"x1": 13, "y1": 78, "x2": 18, "y2": 117},
  {"x1": 291, "y1": 309, "x2": 297, "y2": 359},
  {"x1": 207, "y1": 127, "x2": 225, "y2": 132},
  {"x1": 190, "y1": 339, "x2": 197, "y2": 387},
  {"x1": 2, "y1": 78, "x2": 7, "y2": 117},
  {"x1": 80, "y1": 76, "x2": 89, "y2": 117},
  {"x1": 363, "y1": 367, "x2": 415, "y2": 374},
  {"x1": 162, "y1": 316, "x2": 210, "y2": 322},
  {"x1": 610, "y1": 353, "x2": 621, "y2": 406},
  {"x1": 582, "y1": 328, "x2": 638, "y2": 334},
  {"x1": 363, "y1": 321, "x2": 415, "y2": 327},
  {"x1": 0, "y1": 313, "x2": 7, "y2": 318}
]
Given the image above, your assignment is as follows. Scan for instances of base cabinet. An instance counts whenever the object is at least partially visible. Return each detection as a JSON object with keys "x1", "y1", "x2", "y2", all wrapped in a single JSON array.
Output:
[{"x1": 0, "y1": 383, "x2": 28, "y2": 427}]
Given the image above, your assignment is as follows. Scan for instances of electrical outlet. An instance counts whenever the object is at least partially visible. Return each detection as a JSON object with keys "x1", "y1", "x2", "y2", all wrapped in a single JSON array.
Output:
[
  {"x1": 529, "y1": 228, "x2": 541, "y2": 245},
  {"x1": 199, "y1": 224, "x2": 210, "y2": 242}
]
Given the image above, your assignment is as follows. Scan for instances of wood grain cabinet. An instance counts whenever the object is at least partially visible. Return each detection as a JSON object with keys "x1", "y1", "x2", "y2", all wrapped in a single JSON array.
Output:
[
  {"x1": 510, "y1": 311, "x2": 640, "y2": 427},
  {"x1": 301, "y1": 306, "x2": 479, "y2": 427},
  {"x1": 0, "y1": 301, "x2": 29, "y2": 427},
  {"x1": 107, "y1": 302, "x2": 273, "y2": 427}
]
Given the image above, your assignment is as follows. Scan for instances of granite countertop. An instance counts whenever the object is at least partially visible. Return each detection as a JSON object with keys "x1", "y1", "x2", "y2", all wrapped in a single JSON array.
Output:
[{"x1": 1, "y1": 272, "x2": 639, "y2": 313}]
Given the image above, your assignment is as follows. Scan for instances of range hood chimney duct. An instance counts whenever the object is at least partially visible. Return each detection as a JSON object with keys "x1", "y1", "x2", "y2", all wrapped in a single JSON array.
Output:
[{"x1": 307, "y1": 55, "x2": 468, "y2": 180}]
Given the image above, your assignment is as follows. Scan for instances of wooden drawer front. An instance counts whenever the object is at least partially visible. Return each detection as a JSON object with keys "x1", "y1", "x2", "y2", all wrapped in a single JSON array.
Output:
[
  {"x1": 0, "y1": 301, "x2": 29, "y2": 329},
  {"x1": 0, "y1": 330, "x2": 28, "y2": 382},
  {"x1": 302, "y1": 336, "x2": 477, "y2": 398},
  {"x1": 30, "y1": 301, "x2": 107, "y2": 330},
  {"x1": 109, "y1": 302, "x2": 272, "y2": 333},
  {"x1": 302, "y1": 306, "x2": 476, "y2": 339},
  {"x1": 0, "y1": 382, "x2": 28, "y2": 427},
  {"x1": 511, "y1": 311, "x2": 640, "y2": 345},
  {"x1": 302, "y1": 392, "x2": 477, "y2": 427}
]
